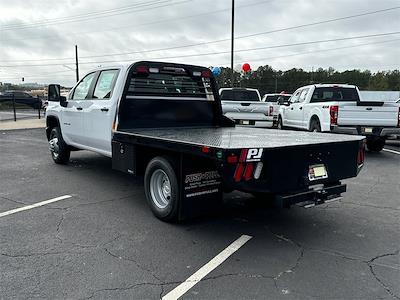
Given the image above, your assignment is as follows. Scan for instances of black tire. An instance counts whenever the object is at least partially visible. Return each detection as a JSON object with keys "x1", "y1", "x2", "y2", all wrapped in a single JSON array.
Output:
[
  {"x1": 277, "y1": 116, "x2": 284, "y2": 130},
  {"x1": 49, "y1": 127, "x2": 70, "y2": 164},
  {"x1": 366, "y1": 138, "x2": 385, "y2": 152},
  {"x1": 309, "y1": 119, "x2": 321, "y2": 132},
  {"x1": 144, "y1": 156, "x2": 179, "y2": 222}
]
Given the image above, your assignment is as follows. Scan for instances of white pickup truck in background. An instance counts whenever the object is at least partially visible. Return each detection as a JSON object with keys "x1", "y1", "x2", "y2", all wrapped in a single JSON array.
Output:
[
  {"x1": 220, "y1": 88, "x2": 273, "y2": 127},
  {"x1": 261, "y1": 93, "x2": 292, "y2": 127},
  {"x1": 277, "y1": 84, "x2": 400, "y2": 152}
]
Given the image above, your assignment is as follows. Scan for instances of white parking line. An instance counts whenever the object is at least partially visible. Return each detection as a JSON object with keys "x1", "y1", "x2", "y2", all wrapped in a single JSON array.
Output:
[
  {"x1": 0, "y1": 195, "x2": 72, "y2": 218},
  {"x1": 162, "y1": 234, "x2": 252, "y2": 300},
  {"x1": 383, "y1": 148, "x2": 400, "y2": 155}
]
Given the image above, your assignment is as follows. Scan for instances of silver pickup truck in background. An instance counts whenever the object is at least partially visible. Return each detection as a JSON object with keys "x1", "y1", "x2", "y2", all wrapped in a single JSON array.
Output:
[{"x1": 220, "y1": 88, "x2": 273, "y2": 127}]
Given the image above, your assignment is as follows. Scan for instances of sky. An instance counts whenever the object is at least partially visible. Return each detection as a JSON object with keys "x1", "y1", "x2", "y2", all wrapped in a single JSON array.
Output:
[{"x1": 0, "y1": 0, "x2": 399, "y2": 86}]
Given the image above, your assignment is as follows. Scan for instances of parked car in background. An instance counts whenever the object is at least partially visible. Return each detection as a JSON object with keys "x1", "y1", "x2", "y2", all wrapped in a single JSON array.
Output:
[
  {"x1": 261, "y1": 93, "x2": 292, "y2": 127},
  {"x1": 220, "y1": 88, "x2": 273, "y2": 127},
  {"x1": 277, "y1": 84, "x2": 400, "y2": 152},
  {"x1": 0, "y1": 90, "x2": 43, "y2": 109}
]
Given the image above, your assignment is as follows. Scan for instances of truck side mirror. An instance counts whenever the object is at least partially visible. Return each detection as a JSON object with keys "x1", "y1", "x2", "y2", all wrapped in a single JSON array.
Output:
[
  {"x1": 48, "y1": 84, "x2": 61, "y2": 102},
  {"x1": 48, "y1": 84, "x2": 67, "y2": 107}
]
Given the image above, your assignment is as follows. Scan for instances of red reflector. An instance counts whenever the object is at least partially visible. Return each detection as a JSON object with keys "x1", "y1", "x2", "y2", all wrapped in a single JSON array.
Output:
[
  {"x1": 227, "y1": 154, "x2": 238, "y2": 164},
  {"x1": 239, "y1": 149, "x2": 248, "y2": 162},
  {"x1": 243, "y1": 163, "x2": 254, "y2": 181},
  {"x1": 201, "y1": 70, "x2": 211, "y2": 78},
  {"x1": 202, "y1": 146, "x2": 210, "y2": 153},
  {"x1": 234, "y1": 163, "x2": 245, "y2": 182}
]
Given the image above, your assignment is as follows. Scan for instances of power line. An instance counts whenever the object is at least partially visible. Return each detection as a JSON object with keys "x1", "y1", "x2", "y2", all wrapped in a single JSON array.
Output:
[
  {"x1": 0, "y1": 0, "x2": 192, "y2": 31},
  {"x1": 0, "y1": 0, "x2": 272, "y2": 60},
  {"x1": 227, "y1": 38, "x2": 400, "y2": 66},
  {"x1": 1, "y1": 31, "x2": 399, "y2": 68},
  {"x1": 2, "y1": 5, "x2": 398, "y2": 65}
]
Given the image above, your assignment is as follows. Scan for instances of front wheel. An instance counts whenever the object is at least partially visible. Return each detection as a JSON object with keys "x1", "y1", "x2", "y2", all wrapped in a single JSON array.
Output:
[
  {"x1": 49, "y1": 127, "x2": 70, "y2": 164},
  {"x1": 144, "y1": 156, "x2": 179, "y2": 222},
  {"x1": 366, "y1": 138, "x2": 385, "y2": 152}
]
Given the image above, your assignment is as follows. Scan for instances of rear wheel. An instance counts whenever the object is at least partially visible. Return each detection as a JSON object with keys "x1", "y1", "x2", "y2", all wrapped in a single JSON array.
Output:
[
  {"x1": 49, "y1": 127, "x2": 70, "y2": 164},
  {"x1": 309, "y1": 119, "x2": 321, "y2": 132},
  {"x1": 144, "y1": 156, "x2": 179, "y2": 222},
  {"x1": 277, "y1": 116, "x2": 284, "y2": 130},
  {"x1": 366, "y1": 138, "x2": 385, "y2": 152}
]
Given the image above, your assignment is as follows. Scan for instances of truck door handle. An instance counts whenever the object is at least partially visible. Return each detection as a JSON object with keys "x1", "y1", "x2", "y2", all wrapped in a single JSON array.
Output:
[
  {"x1": 299, "y1": 107, "x2": 303, "y2": 110},
  {"x1": 100, "y1": 108, "x2": 109, "y2": 112},
  {"x1": 76, "y1": 107, "x2": 83, "y2": 111},
  {"x1": 290, "y1": 107, "x2": 294, "y2": 110}
]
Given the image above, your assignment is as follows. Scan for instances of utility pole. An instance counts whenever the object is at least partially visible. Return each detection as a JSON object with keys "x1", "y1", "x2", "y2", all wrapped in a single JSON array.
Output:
[
  {"x1": 230, "y1": 0, "x2": 235, "y2": 88},
  {"x1": 75, "y1": 45, "x2": 79, "y2": 82}
]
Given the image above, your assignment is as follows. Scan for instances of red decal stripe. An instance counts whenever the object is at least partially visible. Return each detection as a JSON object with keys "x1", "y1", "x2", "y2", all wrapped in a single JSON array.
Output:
[
  {"x1": 244, "y1": 163, "x2": 254, "y2": 181},
  {"x1": 239, "y1": 149, "x2": 248, "y2": 162},
  {"x1": 234, "y1": 163, "x2": 245, "y2": 182}
]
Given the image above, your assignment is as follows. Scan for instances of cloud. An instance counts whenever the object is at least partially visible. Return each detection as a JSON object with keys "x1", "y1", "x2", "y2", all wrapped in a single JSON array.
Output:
[{"x1": 0, "y1": 0, "x2": 399, "y2": 86}]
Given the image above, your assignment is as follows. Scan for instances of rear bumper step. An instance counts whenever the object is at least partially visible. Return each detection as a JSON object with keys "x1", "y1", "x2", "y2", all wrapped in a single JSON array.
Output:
[{"x1": 275, "y1": 183, "x2": 346, "y2": 208}]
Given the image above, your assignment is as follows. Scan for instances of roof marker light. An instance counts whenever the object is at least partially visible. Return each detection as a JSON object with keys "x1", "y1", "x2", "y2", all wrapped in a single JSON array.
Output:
[
  {"x1": 135, "y1": 66, "x2": 148, "y2": 74},
  {"x1": 201, "y1": 70, "x2": 211, "y2": 78},
  {"x1": 193, "y1": 71, "x2": 202, "y2": 76},
  {"x1": 149, "y1": 67, "x2": 159, "y2": 73}
]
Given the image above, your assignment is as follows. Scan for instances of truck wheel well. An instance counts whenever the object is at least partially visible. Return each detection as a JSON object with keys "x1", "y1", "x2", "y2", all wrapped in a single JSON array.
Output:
[
  {"x1": 309, "y1": 115, "x2": 320, "y2": 129},
  {"x1": 46, "y1": 116, "x2": 60, "y2": 140},
  {"x1": 135, "y1": 146, "x2": 179, "y2": 176}
]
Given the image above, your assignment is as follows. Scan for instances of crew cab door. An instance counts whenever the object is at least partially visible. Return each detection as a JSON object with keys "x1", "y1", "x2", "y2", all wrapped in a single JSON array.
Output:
[
  {"x1": 61, "y1": 72, "x2": 96, "y2": 145},
  {"x1": 82, "y1": 69, "x2": 120, "y2": 155},
  {"x1": 283, "y1": 90, "x2": 301, "y2": 127}
]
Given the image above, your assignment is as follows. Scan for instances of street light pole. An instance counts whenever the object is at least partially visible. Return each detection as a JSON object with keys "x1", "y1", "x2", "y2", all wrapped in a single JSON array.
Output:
[{"x1": 231, "y1": 0, "x2": 235, "y2": 88}]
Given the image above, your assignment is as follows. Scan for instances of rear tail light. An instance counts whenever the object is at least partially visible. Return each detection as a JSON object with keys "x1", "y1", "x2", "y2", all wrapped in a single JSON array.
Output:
[
  {"x1": 227, "y1": 154, "x2": 238, "y2": 164},
  {"x1": 330, "y1": 105, "x2": 339, "y2": 125},
  {"x1": 269, "y1": 106, "x2": 274, "y2": 116},
  {"x1": 397, "y1": 107, "x2": 400, "y2": 127}
]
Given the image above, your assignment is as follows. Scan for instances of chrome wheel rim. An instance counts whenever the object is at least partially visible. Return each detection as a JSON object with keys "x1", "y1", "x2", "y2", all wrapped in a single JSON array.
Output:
[
  {"x1": 49, "y1": 135, "x2": 59, "y2": 159},
  {"x1": 150, "y1": 169, "x2": 171, "y2": 209}
]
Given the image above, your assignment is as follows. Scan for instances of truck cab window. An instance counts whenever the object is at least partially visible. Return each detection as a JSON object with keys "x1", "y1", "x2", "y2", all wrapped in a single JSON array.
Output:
[
  {"x1": 93, "y1": 70, "x2": 119, "y2": 99},
  {"x1": 72, "y1": 72, "x2": 95, "y2": 100},
  {"x1": 299, "y1": 88, "x2": 310, "y2": 102},
  {"x1": 290, "y1": 90, "x2": 301, "y2": 103}
]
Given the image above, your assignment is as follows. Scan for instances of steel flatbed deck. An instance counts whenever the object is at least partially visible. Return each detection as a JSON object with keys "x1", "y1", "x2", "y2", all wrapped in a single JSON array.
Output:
[{"x1": 114, "y1": 126, "x2": 364, "y2": 150}]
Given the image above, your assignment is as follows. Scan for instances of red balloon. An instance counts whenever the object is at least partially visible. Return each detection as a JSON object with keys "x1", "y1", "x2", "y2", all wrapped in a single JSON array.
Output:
[{"x1": 242, "y1": 63, "x2": 251, "y2": 73}]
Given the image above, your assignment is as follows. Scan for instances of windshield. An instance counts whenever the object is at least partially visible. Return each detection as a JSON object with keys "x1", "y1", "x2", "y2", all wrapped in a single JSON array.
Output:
[
  {"x1": 220, "y1": 90, "x2": 260, "y2": 101},
  {"x1": 311, "y1": 87, "x2": 359, "y2": 102}
]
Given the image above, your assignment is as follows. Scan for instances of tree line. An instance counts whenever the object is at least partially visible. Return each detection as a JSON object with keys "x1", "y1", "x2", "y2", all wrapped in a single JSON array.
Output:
[{"x1": 215, "y1": 66, "x2": 400, "y2": 96}]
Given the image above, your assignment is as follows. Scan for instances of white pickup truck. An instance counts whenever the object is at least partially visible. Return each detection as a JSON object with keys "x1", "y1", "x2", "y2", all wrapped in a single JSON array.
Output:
[
  {"x1": 44, "y1": 61, "x2": 365, "y2": 221},
  {"x1": 277, "y1": 84, "x2": 400, "y2": 152},
  {"x1": 220, "y1": 88, "x2": 273, "y2": 127}
]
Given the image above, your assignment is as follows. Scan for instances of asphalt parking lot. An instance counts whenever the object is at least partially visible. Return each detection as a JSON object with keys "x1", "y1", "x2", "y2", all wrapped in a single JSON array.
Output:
[{"x1": 0, "y1": 129, "x2": 399, "y2": 300}]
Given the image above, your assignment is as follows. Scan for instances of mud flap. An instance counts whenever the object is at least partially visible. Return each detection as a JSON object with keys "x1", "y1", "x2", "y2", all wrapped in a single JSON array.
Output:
[{"x1": 178, "y1": 154, "x2": 223, "y2": 221}]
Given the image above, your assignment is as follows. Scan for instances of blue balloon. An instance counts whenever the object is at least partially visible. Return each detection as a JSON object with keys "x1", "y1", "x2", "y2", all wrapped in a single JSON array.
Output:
[{"x1": 212, "y1": 67, "x2": 221, "y2": 76}]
